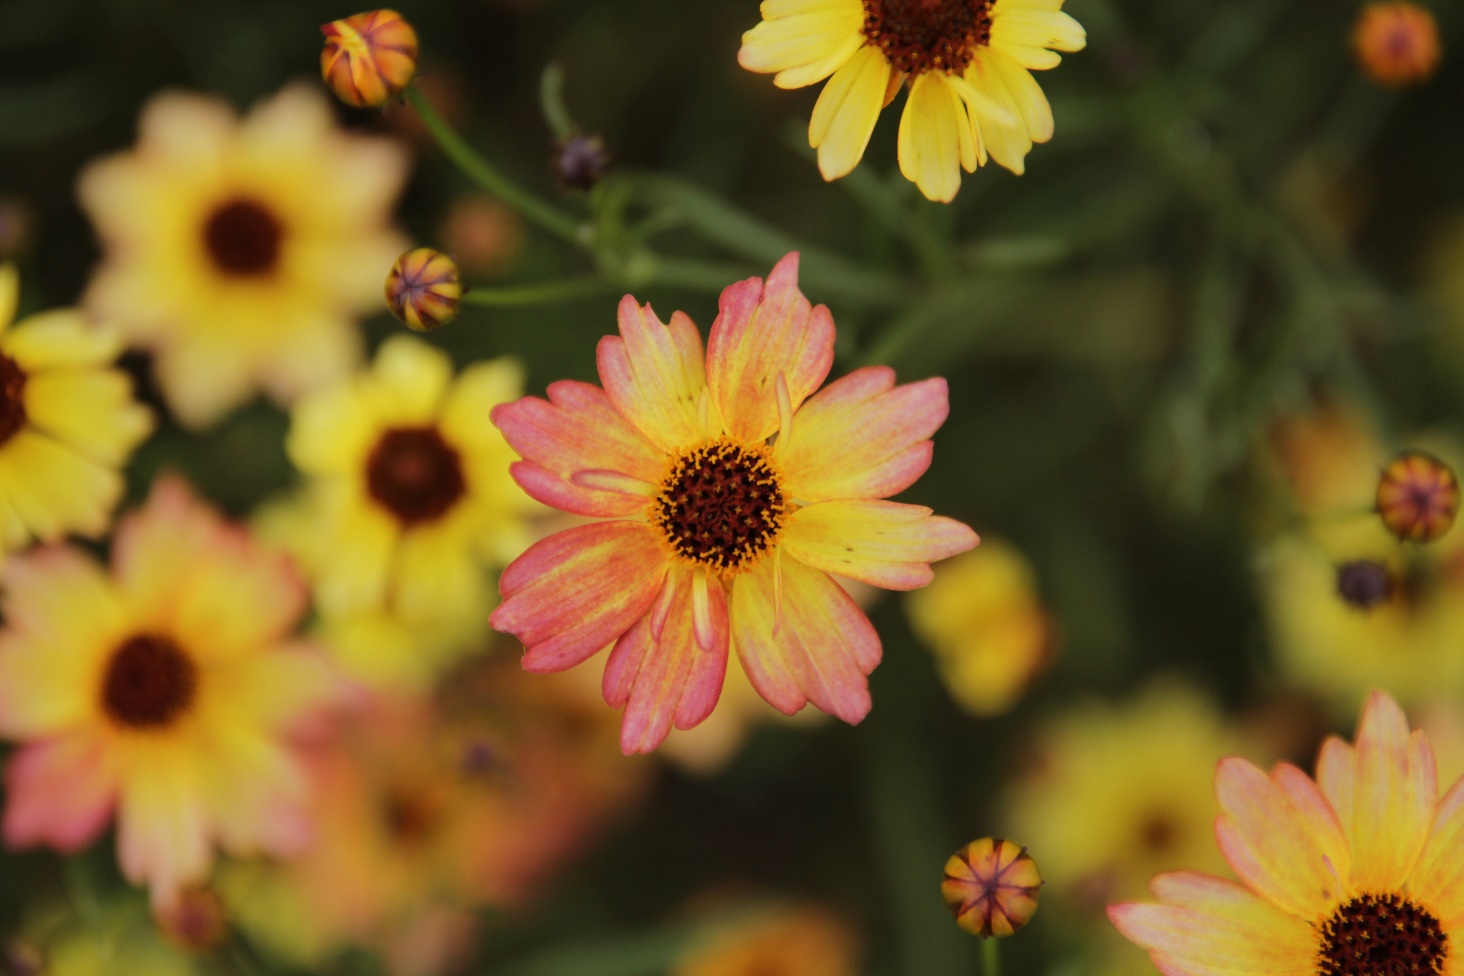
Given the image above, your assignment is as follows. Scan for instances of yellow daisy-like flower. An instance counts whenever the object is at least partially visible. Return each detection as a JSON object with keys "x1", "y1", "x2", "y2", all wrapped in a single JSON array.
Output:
[
  {"x1": 0, "y1": 477, "x2": 337, "y2": 906},
  {"x1": 739, "y1": 0, "x2": 1086, "y2": 202},
  {"x1": 78, "y1": 84, "x2": 408, "y2": 428},
  {"x1": 672, "y1": 906, "x2": 861, "y2": 976},
  {"x1": 0, "y1": 265, "x2": 152, "y2": 557},
  {"x1": 1111, "y1": 690, "x2": 1464, "y2": 976},
  {"x1": 285, "y1": 335, "x2": 538, "y2": 630}
]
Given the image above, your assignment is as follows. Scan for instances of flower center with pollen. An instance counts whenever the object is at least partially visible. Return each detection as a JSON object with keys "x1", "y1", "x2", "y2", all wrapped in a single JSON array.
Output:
[
  {"x1": 365, "y1": 426, "x2": 467, "y2": 527},
  {"x1": 862, "y1": 0, "x2": 994, "y2": 76},
  {"x1": 1316, "y1": 893, "x2": 1447, "y2": 976},
  {"x1": 101, "y1": 634, "x2": 199, "y2": 731},
  {"x1": 0, "y1": 352, "x2": 27, "y2": 447},
  {"x1": 651, "y1": 438, "x2": 787, "y2": 576},
  {"x1": 202, "y1": 197, "x2": 284, "y2": 277}
]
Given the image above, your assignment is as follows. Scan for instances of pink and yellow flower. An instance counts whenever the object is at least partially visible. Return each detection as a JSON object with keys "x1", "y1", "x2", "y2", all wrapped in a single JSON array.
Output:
[
  {"x1": 490, "y1": 253, "x2": 977, "y2": 754},
  {"x1": 1110, "y1": 690, "x2": 1464, "y2": 976},
  {"x1": 0, "y1": 477, "x2": 337, "y2": 906}
]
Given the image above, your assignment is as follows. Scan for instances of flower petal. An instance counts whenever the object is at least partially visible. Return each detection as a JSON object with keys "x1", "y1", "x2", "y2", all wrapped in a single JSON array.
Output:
[
  {"x1": 730, "y1": 553, "x2": 880, "y2": 723},
  {"x1": 602, "y1": 566, "x2": 729, "y2": 755},
  {"x1": 897, "y1": 74, "x2": 963, "y2": 203},
  {"x1": 737, "y1": 0, "x2": 865, "y2": 89},
  {"x1": 1214, "y1": 757, "x2": 1343, "y2": 919},
  {"x1": 493, "y1": 380, "x2": 665, "y2": 518},
  {"x1": 706, "y1": 253, "x2": 835, "y2": 444},
  {"x1": 783, "y1": 500, "x2": 977, "y2": 590},
  {"x1": 4, "y1": 736, "x2": 118, "y2": 852},
  {"x1": 1411, "y1": 776, "x2": 1464, "y2": 928},
  {"x1": 597, "y1": 298, "x2": 708, "y2": 453},
  {"x1": 115, "y1": 743, "x2": 212, "y2": 905},
  {"x1": 0, "y1": 430, "x2": 122, "y2": 542},
  {"x1": 493, "y1": 521, "x2": 669, "y2": 673},
  {"x1": 22, "y1": 368, "x2": 153, "y2": 467},
  {"x1": 781, "y1": 367, "x2": 948, "y2": 501},
  {"x1": 987, "y1": 49, "x2": 1054, "y2": 143},
  {"x1": 809, "y1": 46, "x2": 892, "y2": 181},
  {"x1": 1348, "y1": 689, "x2": 1437, "y2": 891},
  {"x1": 367, "y1": 335, "x2": 454, "y2": 426}
]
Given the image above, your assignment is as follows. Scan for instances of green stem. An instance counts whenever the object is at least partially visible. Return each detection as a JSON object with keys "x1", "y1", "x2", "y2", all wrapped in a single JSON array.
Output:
[
  {"x1": 404, "y1": 85, "x2": 585, "y2": 248},
  {"x1": 462, "y1": 276, "x2": 617, "y2": 308},
  {"x1": 982, "y1": 937, "x2": 1001, "y2": 976},
  {"x1": 539, "y1": 63, "x2": 576, "y2": 141}
]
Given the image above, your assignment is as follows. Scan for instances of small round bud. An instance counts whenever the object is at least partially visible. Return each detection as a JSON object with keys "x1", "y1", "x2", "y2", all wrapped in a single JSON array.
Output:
[
  {"x1": 154, "y1": 887, "x2": 229, "y2": 953},
  {"x1": 321, "y1": 10, "x2": 420, "y2": 108},
  {"x1": 1335, "y1": 559, "x2": 1394, "y2": 610},
  {"x1": 1376, "y1": 451, "x2": 1460, "y2": 543},
  {"x1": 385, "y1": 248, "x2": 462, "y2": 331},
  {"x1": 1352, "y1": 3, "x2": 1440, "y2": 87},
  {"x1": 941, "y1": 838, "x2": 1042, "y2": 939},
  {"x1": 552, "y1": 134, "x2": 611, "y2": 191}
]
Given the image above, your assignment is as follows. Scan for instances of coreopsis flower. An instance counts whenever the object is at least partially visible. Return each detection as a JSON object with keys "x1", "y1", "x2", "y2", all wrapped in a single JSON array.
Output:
[
  {"x1": 942, "y1": 838, "x2": 1042, "y2": 938},
  {"x1": 0, "y1": 265, "x2": 152, "y2": 557},
  {"x1": 285, "y1": 336, "x2": 538, "y2": 628},
  {"x1": 0, "y1": 477, "x2": 337, "y2": 906},
  {"x1": 1110, "y1": 691, "x2": 1464, "y2": 976},
  {"x1": 905, "y1": 538, "x2": 1055, "y2": 716},
  {"x1": 1377, "y1": 451, "x2": 1459, "y2": 543},
  {"x1": 672, "y1": 906, "x2": 861, "y2": 976},
  {"x1": 738, "y1": 0, "x2": 1085, "y2": 202},
  {"x1": 1352, "y1": 2, "x2": 1440, "y2": 87},
  {"x1": 78, "y1": 85, "x2": 408, "y2": 428},
  {"x1": 385, "y1": 248, "x2": 462, "y2": 332},
  {"x1": 321, "y1": 10, "x2": 420, "y2": 108},
  {"x1": 490, "y1": 253, "x2": 978, "y2": 754}
]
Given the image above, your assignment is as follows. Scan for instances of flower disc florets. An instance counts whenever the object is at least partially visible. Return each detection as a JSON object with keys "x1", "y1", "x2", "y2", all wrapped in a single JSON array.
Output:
[
  {"x1": 1317, "y1": 892, "x2": 1447, "y2": 976},
  {"x1": 651, "y1": 438, "x2": 788, "y2": 577},
  {"x1": 203, "y1": 197, "x2": 284, "y2": 277},
  {"x1": 0, "y1": 352, "x2": 25, "y2": 447},
  {"x1": 862, "y1": 0, "x2": 994, "y2": 76},
  {"x1": 101, "y1": 634, "x2": 199, "y2": 731},
  {"x1": 365, "y1": 425, "x2": 467, "y2": 526}
]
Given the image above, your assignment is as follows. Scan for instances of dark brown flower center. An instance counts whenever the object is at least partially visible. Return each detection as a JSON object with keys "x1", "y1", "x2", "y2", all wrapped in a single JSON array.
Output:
[
  {"x1": 382, "y1": 784, "x2": 447, "y2": 847},
  {"x1": 1317, "y1": 893, "x2": 1447, "y2": 976},
  {"x1": 203, "y1": 197, "x2": 284, "y2": 277},
  {"x1": 862, "y1": 0, "x2": 994, "y2": 76},
  {"x1": 101, "y1": 634, "x2": 198, "y2": 731},
  {"x1": 0, "y1": 352, "x2": 27, "y2": 447},
  {"x1": 365, "y1": 426, "x2": 466, "y2": 526},
  {"x1": 651, "y1": 439, "x2": 786, "y2": 575}
]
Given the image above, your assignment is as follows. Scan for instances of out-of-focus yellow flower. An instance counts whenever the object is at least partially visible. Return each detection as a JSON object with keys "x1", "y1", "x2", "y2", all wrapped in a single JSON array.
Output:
[
  {"x1": 942, "y1": 838, "x2": 1042, "y2": 938},
  {"x1": 672, "y1": 906, "x2": 860, "y2": 976},
  {"x1": 0, "y1": 265, "x2": 152, "y2": 559},
  {"x1": 78, "y1": 85, "x2": 408, "y2": 428},
  {"x1": 1377, "y1": 450, "x2": 1459, "y2": 543},
  {"x1": 40, "y1": 916, "x2": 197, "y2": 976},
  {"x1": 385, "y1": 248, "x2": 462, "y2": 332},
  {"x1": 905, "y1": 538, "x2": 1055, "y2": 716},
  {"x1": 1352, "y1": 2, "x2": 1440, "y2": 87},
  {"x1": 1005, "y1": 684, "x2": 1253, "y2": 911},
  {"x1": 321, "y1": 10, "x2": 419, "y2": 108},
  {"x1": 1265, "y1": 398, "x2": 1382, "y2": 518},
  {"x1": 285, "y1": 336, "x2": 537, "y2": 633}
]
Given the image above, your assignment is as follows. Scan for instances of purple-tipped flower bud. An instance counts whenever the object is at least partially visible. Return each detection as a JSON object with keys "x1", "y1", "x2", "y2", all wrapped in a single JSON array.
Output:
[
  {"x1": 552, "y1": 134, "x2": 611, "y2": 191},
  {"x1": 1376, "y1": 451, "x2": 1460, "y2": 543},
  {"x1": 321, "y1": 10, "x2": 419, "y2": 108},
  {"x1": 385, "y1": 248, "x2": 462, "y2": 332},
  {"x1": 1335, "y1": 559, "x2": 1394, "y2": 610}
]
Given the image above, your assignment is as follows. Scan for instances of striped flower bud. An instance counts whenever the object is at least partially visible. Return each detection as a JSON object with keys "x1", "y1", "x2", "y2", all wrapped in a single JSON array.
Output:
[
  {"x1": 1376, "y1": 451, "x2": 1459, "y2": 543},
  {"x1": 321, "y1": 10, "x2": 419, "y2": 108},
  {"x1": 942, "y1": 838, "x2": 1042, "y2": 939},
  {"x1": 385, "y1": 248, "x2": 462, "y2": 331}
]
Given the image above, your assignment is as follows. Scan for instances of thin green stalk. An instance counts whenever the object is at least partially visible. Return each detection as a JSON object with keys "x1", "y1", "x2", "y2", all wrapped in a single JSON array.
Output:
[
  {"x1": 982, "y1": 937, "x2": 1001, "y2": 976},
  {"x1": 462, "y1": 276, "x2": 617, "y2": 308},
  {"x1": 404, "y1": 85, "x2": 585, "y2": 247}
]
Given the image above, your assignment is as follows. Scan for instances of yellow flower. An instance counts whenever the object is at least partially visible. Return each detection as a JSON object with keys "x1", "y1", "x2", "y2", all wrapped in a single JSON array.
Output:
[
  {"x1": 285, "y1": 336, "x2": 539, "y2": 630},
  {"x1": 905, "y1": 538, "x2": 1054, "y2": 716},
  {"x1": 78, "y1": 85, "x2": 408, "y2": 428},
  {"x1": 1352, "y1": 2, "x2": 1441, "y2": 87},
  {"x1": 0, "y1": 477, "x2": 338, "y2": 906},
  {"x1": 0, "y1": 264, "x2": 152, "y2": 557},
  {"x1": 672, "y1": 906, "x2": 861, "y2": 976},
  {"x1": 738, "y1": 0, "x2": 1086, "y2": 202},
  {"x1": 320, "y1": 9, "x2": 420, "y2": 109},
  {"x1": 1111, "y1": 691, "x2": 1464, "y2": 976},
  {"x1": 1004, "y1": 684, "x2": 1255, "y2": 909}
]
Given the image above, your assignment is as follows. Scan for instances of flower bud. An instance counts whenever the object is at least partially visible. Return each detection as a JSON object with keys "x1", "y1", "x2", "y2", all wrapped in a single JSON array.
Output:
[
  {"x1": 1352, "y1": 3, "x2": 1440, "y2": 87},
  {"x1": 385, "y1": 248, "x2": 462, "y2": 331},
  {"x1": 552, "y1": 134, "x2": 611, "y2": 191},
  {"x1": 1335, "y1": 559, "x2": 1394, "y2": 610},
  {"x1": 1376, "y1": 451, "x2": 1459, "y2": 543},
  {"x1": 154, "y1": 887, "x2": 229, "y2": 953},
  {"x1": 321, "y1": 10, "x2": 419, "y2": 108},
  {"x1": 941, "y1": 838, "x2": 1042, "y2": 938}
]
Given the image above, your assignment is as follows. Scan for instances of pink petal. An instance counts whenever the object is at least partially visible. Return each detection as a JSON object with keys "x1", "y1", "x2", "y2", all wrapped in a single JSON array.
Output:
[
  {"x1": 491, "y1": 381, "x2": 665, "y2": 518},
  {"x1": 1410, "y1": 775, "x2": 1464, "y2": 928},
  {"x1": 1213, "y1": 757, "x2": 1341, "y2": 919},
  {"x1": 730, "y1": 553, "x2": 880, "y2": 724},
  {"x1": 596, "y1": 298, "x2": 708, "y2": 453},
  {"x1": 602, "y1": 566, "x2": 729, "y2": 755},
  {"x1": 705, "y1": 253, "x2": 834, "y2": 443},
  {"x1": 782, "y1": 499, "x2": 978, "y2": 591},
  {"x1": 493, "y1": 521, "x2": 669, "y2": 673},
  {"x1": 4, "y1": 736, "x2": 118, "y2": 851},
  {"x1": 781, "y1": 367, "x2": 949, "y2": 502},
  {"x1": 1315, "y1": 735, "x2": 1354, "y2": 837},
  {"x1": 1347, "y1": 689, "x2": 1436, "y2": 891}
]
